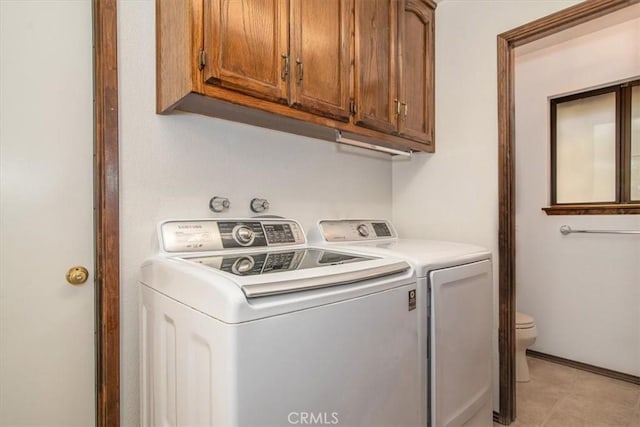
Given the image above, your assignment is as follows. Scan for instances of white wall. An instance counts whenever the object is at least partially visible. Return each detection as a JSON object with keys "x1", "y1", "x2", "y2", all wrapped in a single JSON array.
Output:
[
  {"x1": 391, "y1": 0, "x2": 581, "y2": 412},
  {"x1": 118, "y1": 1, "x2": 393, "y2": 425},
  {"x1": 515, "y1": 11, "x2": 640, "y2": 375}
]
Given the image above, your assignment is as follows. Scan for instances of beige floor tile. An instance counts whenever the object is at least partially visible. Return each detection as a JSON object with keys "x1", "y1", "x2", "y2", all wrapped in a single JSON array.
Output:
[
  {"x1": 514, "y1": 357, "x2": 640, "y2": 427},
  {"x1": 514, "y1": 388, "x2": 559, "y2": 426},
  {"x1": 527, "y1": 357, "x2": 580, "y2": 391},
  {"x1": 543, "y1": 411, "x2": 601, "y2": 427},
  {"x1": 570, "y1": 370, "x2": 640, "y2": 408},
  {"x1": 552, "y1": 394, "x2": 635, "y2": 426},
  {"x1": 510, "y1": 358, "x2": 640, "y2": 427},
  {"x1": 517, "y1": 376, "x2": 565, "y2": 401},
  {"x1": 515, "y1": 360, "x2": 570, "y2": 426}
]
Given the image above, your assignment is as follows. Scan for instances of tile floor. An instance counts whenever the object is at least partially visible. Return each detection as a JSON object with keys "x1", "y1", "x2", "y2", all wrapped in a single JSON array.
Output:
[{"x1": 497, "y1": 357, "x2": 640, "y2": 427}]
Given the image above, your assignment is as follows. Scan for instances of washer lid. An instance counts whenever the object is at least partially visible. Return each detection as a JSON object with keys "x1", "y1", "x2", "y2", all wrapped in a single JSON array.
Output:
[
  {"x1": 184, "y1": 248, "x2": 410, "y2": 298},
  {"x1": 186, "y1": 248, "x2": 373, "y2": 277},
  {"x1": 516, "y1": 312, "x2": 535, "y2": 328},
  {"x1": 140, "y1": 250, "x2": 414, "y2": 323}
]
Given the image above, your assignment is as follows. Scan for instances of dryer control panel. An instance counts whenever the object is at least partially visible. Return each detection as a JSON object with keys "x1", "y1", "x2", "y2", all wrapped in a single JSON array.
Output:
[
  {"x1": 160, "y1": 219, "x2": 305, "y2": 253},
  {"x1": 317, "y1": 219, "x2": 397, "y2": 242}
]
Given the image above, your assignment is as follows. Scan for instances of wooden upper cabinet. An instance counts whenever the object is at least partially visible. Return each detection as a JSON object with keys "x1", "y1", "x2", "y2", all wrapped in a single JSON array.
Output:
[
  {"x1": 353, "y1": 0, "x2": 435, "y2": 146},
  {"x1": 398, "y1": 0, "x2": 434, "y2": 144},
  {"x1": 203, "y1": 0, "x2": 289, "y2": 103},
  {"x1": 289, "y1": 0, "x2": 352, "y2": 122},
  {"x1": 156, "y1": 0, "x2": 436, "y2": 153},
  {"x1": 354, "y1": 0, "x2": 397, "y2": 134}
]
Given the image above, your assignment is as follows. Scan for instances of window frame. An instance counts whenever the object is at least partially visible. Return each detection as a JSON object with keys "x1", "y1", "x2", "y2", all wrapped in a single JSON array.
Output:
[{"x1": 545, "y1": 78, "x2": 640, "y2": 215}]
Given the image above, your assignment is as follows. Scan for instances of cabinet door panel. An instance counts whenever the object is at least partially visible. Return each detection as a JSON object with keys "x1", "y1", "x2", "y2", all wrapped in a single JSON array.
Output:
[
  {"x1": 290, "y1": 0, "x2": 351, "y2": 122},
  {"x1": 204, "y1": 0, "x2": 289, "y2": 103},
  {"x1": 354, "y1": 0, "x2": 397, "y2": 133},
  {"x1": 399, "y1": 0, "x2": 434, "y2": 144}
]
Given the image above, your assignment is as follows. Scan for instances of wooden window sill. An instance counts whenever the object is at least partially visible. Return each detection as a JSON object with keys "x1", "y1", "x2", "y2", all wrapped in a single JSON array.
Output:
[{"x1": 542, "y1": 204, "x2": 640, "y2": 215}]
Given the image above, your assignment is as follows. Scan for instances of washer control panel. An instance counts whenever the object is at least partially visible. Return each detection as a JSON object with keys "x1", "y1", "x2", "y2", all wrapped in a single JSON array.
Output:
[
  {"x1": 218, "y1": 221, "x2": 266, "y2": 248},
  {"x1": 160, "y1": 219, "x2": 305, "y2": 253},
  {"x1": 318, "y1": 219, "x2": 397, "y2": 242}
]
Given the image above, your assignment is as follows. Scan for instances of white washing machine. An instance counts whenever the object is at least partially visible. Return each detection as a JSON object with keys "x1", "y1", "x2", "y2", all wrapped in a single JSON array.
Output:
[
  {"x1": 309, "y1": 220, "x2": 493, "y2": 427},
  {"x1": 139, "y1": 218, "x2": 426, "y2": 427}
]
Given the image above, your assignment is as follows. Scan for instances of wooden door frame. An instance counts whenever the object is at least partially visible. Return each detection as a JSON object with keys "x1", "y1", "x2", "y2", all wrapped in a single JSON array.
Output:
[
  {"x1": 94, "y1": 0, "x2": 120, "y2": 426},
  {"x1": 496, "y1": 0, "x2": 639, "y2": 424}
]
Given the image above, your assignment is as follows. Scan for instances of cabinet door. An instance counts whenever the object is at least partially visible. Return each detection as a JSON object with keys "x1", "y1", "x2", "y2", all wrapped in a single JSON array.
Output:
[
  {"x1": 290, "y1": 0, "x2": 352, "y2": 122},
  {"x1": 203, "y1": 0, "x2": 289, "y2": 103},
  {"x1": 354, "y1": 0, "x2": 397, "y2": 133},
  {"x1": 398, "y1": 0, "x2": 434, "y2": 144}
]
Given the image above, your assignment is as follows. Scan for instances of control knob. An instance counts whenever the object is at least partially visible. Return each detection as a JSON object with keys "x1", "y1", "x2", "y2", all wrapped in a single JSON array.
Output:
[
  {"x1": 209, "y1": 196, "x2": 230, "y2": 213},
  {"x1": 250, "y1": 198, "x2": 270, "y2": 213},
  {"x1": 357, "y1": 224, "x2": 369, "y2": 238},
  {"x1": 233, "y1": 225, "x2": 255, "y2": 246}
]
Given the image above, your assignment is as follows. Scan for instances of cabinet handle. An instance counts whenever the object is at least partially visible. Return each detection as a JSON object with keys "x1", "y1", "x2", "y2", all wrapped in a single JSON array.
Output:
[
  {"x1": 281, "y1": 54, "x2": 290, "y2": 81},
  {"x1": 296, "y1": 59, "x2": 303, "y2": 83},
  {"x1": 394, "y1": 99, "x2": 400, "y2": 117},
  {"x1": 401, "y1": 102, "x2": 407, "y2": 120}
]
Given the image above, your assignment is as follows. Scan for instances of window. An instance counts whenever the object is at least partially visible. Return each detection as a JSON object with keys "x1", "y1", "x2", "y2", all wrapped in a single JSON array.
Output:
[{"x1": 546, "y1": 79, "x2": 640, "y2": 214}]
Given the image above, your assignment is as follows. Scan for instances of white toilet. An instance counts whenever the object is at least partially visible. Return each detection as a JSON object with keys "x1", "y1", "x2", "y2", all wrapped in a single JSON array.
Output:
[{"x1": 516, "y1": 311, "x2": 537, "y2": 382}]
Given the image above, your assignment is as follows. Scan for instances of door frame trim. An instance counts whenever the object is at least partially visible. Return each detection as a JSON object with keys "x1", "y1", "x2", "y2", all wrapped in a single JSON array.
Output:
[
  {"x1": 496, "y1": 0, "x2": 638, "y2": 424},
  {"x1": 94, "y1": 0, "x2": 120, "y2": 425}
]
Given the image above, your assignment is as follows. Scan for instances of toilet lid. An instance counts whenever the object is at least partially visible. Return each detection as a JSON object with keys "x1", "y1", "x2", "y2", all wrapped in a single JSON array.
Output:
[{"x1": 516, "y1": 312, "x2": 535, "y2": 329}]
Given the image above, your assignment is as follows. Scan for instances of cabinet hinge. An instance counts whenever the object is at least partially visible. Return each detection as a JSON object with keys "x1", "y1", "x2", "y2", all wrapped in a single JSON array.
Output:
[
  {"x1": 198, "y1": 49, "x2": 206, "y2": 70},
  {"x1": 349, "y1": 99, "x2": 357, "y2": 115}
]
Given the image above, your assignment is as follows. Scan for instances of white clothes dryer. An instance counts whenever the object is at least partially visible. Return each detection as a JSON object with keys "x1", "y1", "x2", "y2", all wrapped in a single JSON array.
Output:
[
  {"x1": 139, "y1": 218, "x2": 425, "y2": 427},
  {"x1": 309, "y1": 219, "x2": 493, "y2": 427}
]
